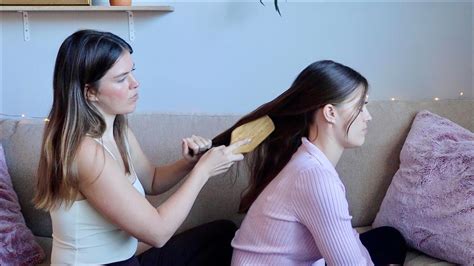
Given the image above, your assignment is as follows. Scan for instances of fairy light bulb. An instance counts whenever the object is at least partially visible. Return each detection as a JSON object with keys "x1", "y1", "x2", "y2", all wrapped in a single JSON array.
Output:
[
  {"x1": 0, "y1": 113, "x2": 48, "y2": 120},
  {"x1": 460, "y1": 92, "x2": 464, "y2": 96},
  {"x1": 390, "y1": 97, "x2": 396, "y2": 101},
  {"x1": 434, "y1": 97, "x2": 439, "y2": 101}
]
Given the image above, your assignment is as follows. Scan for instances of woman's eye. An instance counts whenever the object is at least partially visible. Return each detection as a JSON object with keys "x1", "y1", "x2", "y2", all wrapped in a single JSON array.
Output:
[
  {"x1": 359, "y1": 104, "x2": 368, "y2": 112},
  {"x1": 118, "y1": 77, "x2": 127, "y2": 82}
]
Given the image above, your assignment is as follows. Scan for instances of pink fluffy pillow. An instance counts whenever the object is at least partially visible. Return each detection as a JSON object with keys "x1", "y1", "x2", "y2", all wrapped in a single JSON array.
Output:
[
  {"x1": 0, "y1": 144, "x2": 45, "y2": 265},
  {"x1": 373, "y1": 110, "x2": 473, "y2": 265}
]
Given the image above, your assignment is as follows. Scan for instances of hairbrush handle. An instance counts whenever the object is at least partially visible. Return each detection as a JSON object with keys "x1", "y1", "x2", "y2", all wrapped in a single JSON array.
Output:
[{"x1": 188, "y1": 146, "x2": 212, "y2": 157}]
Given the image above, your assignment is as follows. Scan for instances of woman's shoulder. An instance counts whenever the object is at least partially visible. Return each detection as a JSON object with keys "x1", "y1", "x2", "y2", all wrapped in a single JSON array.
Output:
[
  {"x1": 75, "y1": 136, "x2": 109, "y2": 183},
  {"x1": 290, "y1": 152, "x2": 329, "y2": 177},
  {"x1": 290, "y1": 148, "x2": 339, "y2": 183},
  {"x1": 77, "y1": 136, "x2": 105, "y2": 158},
  {"x1": 291, "y1": 166, "x2": 346, "y2": 204},
  {"x1": 292, "y1": 159, "x2": 342, "y2": 192},
  {"x1": 298, "y1": 165, "x2": 335, "y2": 182}
]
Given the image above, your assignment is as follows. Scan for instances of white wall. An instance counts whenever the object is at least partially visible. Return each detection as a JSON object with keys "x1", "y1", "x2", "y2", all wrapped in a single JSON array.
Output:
[{"x1": 1, "y1": 0, "x2": 472, "y2": 117}]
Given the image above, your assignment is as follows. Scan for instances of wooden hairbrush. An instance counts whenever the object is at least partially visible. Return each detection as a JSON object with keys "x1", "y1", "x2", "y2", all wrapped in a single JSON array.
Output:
[{"x1": 189, "y1": 115, "x2": 275, "y2": 156}]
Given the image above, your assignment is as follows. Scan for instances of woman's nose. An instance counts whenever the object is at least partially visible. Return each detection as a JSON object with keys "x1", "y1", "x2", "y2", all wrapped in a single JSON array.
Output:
[
  {"x1": 129, "y1": 74, "x2": 139, "y2": 89},
  {"x1": 365, "y1": 109, "x2": 372, "y2": 121}
]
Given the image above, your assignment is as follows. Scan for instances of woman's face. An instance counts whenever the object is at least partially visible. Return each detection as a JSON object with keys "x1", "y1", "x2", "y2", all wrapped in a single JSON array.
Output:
[
  {"x1": 334, "y1": 86, "x2": 372, "y2": 148},
  {"x1": 90, "y1": 51, "x2": 139, "y2": 116}
]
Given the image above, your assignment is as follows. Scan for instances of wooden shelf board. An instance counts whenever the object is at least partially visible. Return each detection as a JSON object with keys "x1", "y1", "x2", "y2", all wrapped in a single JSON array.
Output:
[{"x1": 0, "y1": 5, "x2": 174, "y2": 12}]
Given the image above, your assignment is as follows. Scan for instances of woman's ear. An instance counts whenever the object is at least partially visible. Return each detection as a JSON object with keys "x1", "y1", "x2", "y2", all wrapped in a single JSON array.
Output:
[
  {"x1": 84, "y1": 85, "x2": 98, "y2": 102},
  {"x1": 322, "y1": 104, "x2": 337, "y2": 124}
]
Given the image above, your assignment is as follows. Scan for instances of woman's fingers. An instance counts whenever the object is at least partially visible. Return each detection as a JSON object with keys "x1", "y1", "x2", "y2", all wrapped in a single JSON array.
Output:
[
  {"x1": 186, "y1": 135, "x2": 213, "y2": 156},
  {"x1": 226, "y1": 138, "x2": 251, "y2": 154},
  {"x1": 181, "y1": 139, "x2": 188, "y2": 151},
  {"x1": 229, "y1": 153, "x2": 244, "y2": 162},
  {"x1": 192, "y1": 135, "x2": 212, "y2": 150},
  {"x1": 182, "y1": 138, "x2": 197, "y2": 154},
  {"x1": 209, "y1": 145, "x2": 244, "y2": 162},
  {"x1": 191, "y1": 135, "x2": 206, "y2": 151},
  {"x1": 183, "y1": 135, "x2": 213, "y2": 157},
  {"x1": 193, "y1": 139, "x2": 249, "y2": 178}
]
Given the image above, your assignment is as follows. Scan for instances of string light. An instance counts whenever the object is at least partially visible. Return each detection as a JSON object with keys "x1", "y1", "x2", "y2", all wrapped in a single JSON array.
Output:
[
  {"x1": 1, "y1": 92, "x2": 470, "y2": 120},
  {"x1": 0, "y1": 113, "x2": 48, "y2": 121}
]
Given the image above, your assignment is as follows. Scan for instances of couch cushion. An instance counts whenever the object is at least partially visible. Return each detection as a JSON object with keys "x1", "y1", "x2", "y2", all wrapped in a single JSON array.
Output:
[
  {"x1": 0, "y1": 120, "x2": 51, "y2": 237},
  {"x1": 404, "y1": 250, "x2": 456, "y2": 266},
  {"x1": 0, "y1": 144, "x2": 45, "y2": 264},
  {"x1": 372, "y1": 111, "x2": 474, "y2": 264},
  {"x1": 35, "y1": 236, "x2": 52, "y2": 265},
  {"x1": 337, "y1": 100, "x2": 473, "y2": 226}
]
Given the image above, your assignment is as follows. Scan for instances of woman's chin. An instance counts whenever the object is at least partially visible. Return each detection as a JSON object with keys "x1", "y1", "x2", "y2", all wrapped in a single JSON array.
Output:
[
  {"x1": 125, "y1": 105, "x2": 137, "y2": 114},
  {"x1": 345, "y1": 138, "x2": 365, "y2": 148}
]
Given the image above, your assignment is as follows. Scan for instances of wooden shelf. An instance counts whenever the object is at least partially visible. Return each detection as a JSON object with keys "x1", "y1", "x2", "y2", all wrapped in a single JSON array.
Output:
[
  {"x1": 1, "y1": 5, "x2": 174, "y2": 41},
  {"x1": 0, "y1": 5, "x2": 174, "y2": 12}
]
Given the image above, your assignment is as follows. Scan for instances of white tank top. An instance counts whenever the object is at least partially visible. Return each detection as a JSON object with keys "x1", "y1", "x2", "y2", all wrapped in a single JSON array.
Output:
[{"x1": 50, "y1": 138, "x2": 146, "y2": 265}]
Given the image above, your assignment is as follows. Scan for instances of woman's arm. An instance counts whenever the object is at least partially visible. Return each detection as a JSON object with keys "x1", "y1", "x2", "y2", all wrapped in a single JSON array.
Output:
[
  {"x1": 292, "y1": 167, "x2": 372, "y2": 265},
  {"x1": 77, "y1": 137, "x2": 246, "y2": 248},
  {"x1": 127, "y1": 129, "x2": 211, "y2": 195}
]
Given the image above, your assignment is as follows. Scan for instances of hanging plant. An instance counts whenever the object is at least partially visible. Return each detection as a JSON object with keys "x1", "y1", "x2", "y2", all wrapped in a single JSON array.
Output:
[{"x1": 260, "y1": 0, "x2": 281, "y2": 16}]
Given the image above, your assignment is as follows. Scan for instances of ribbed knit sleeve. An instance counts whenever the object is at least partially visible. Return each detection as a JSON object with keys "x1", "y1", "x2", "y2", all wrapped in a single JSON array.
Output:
[{"x1": 292, "y1": 167, "x2": 370, "y2": 266}]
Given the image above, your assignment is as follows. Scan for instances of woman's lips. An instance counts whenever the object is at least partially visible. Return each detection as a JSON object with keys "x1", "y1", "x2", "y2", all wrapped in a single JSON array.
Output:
[{"x1": 130, "y1": 94, "x2": 139, "y2": 101}]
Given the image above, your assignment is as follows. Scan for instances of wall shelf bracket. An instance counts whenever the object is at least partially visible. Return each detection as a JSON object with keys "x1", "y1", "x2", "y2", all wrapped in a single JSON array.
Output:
[
  {"x1": 127, "y1": 11, "x2": 135, "y2": 42},
  {"x1": 20, "y1": 11, "x2": 30, "y2": 41},
  {"x1": 2, "y1": 6, "x2": 174, "y2": 41}
]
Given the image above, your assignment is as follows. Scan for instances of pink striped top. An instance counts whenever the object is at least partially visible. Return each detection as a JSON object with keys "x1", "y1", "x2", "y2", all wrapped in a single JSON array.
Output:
[{"x1": 231, "y1": 138, "x2": 373, "y2": 266}]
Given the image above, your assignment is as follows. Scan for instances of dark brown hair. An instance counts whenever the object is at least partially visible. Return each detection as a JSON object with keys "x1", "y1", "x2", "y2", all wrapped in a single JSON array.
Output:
[
  {"x1": 34, "y1": 30, "x2": 133, "y2": 210},
  {"x1": 213, "y1": 60, "x2": 368, "y2": 213}
]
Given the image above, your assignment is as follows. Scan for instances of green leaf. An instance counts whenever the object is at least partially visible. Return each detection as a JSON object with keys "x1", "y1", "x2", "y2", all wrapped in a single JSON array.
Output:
[{"x1": 274, "y1": 0, "x2": 281, "y2": 16}]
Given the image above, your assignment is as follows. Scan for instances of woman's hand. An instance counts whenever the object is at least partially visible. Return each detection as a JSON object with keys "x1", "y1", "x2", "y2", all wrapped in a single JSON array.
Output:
[
  {"x1": 182, "y1": 135, "x2": 213, "y2": 163},
  {"x1": 192, "y1": 139, "x2": 251, "y2": 179}
]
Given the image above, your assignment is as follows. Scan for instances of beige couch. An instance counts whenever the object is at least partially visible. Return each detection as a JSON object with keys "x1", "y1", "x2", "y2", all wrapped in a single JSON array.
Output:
[{"x1": 1, "y1": 100, "x2": 472, "y2": 265}]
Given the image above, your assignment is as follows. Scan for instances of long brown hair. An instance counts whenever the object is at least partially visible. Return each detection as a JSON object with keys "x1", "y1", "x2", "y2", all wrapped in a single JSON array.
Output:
[
  {"x1": 213, "y1": 60, "x2": 369, "y2": 213},
  {"x1": 34, "y1": 30, "x2": 133, "y2": 211}
]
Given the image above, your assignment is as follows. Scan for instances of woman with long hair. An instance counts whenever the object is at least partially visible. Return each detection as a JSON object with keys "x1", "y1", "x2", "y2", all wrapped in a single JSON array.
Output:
[
  {"x1": 33, "y1": 29, "x2": 249, "y2": 265},
  {"x1": 213, "y1": 60, "x2": 407, "y2": 265}
]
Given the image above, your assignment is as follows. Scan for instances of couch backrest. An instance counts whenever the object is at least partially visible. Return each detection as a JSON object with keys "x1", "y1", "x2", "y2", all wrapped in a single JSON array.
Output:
[{"x1": 1, "y1": 100, "x2": 472, "y2": 237}]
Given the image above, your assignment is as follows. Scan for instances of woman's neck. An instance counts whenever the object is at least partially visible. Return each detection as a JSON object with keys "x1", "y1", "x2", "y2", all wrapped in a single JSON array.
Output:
[
  {"x1": 102, "y1": 113, "x2": 117, "y2": 140},
  {"x1": 312, "y1": 137, "x2": 344, "y2": 167},
  {"x1": 308, "y1": 127, "x2": 344, "y2": 167}
]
